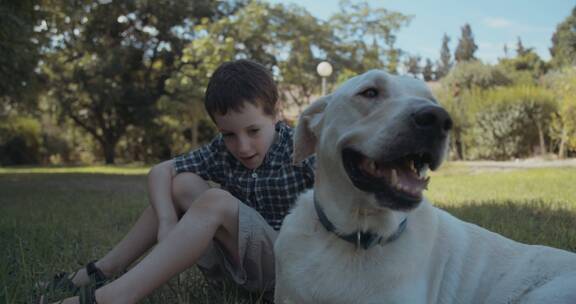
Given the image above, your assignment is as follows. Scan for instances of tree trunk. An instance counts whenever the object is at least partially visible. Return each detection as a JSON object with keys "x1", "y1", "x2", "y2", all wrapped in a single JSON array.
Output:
[
  {"x1": 558, "y1": 124, "x2": 568, "y2": 159},
  {"x1": 536, "y1": 120, "x2": 546, "y2": 155},
  {"x1": 454, "y1": 130, "x2": 464, "y2": 160},
  {"x1": 102, "y1": 140, "x2": 116, "y2": 164}
]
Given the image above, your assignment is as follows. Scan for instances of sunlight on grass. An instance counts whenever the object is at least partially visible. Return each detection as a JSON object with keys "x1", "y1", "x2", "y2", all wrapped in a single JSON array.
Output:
[
  {"x1": 427, "y1": 164, "x2": 576, "y2": 209},
  {"x1": 0, "y1": 165, "x2": 150, "y2": 175}
]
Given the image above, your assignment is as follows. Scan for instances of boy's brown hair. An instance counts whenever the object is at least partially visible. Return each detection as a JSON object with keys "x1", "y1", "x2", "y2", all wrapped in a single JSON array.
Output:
[{"x1": 204, "y1": 59, "x2": 279, "y2": 120}]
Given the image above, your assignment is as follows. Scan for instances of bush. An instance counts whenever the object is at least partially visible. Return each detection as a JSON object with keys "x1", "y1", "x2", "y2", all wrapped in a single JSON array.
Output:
[
  {"x1": 0, "y1": 116, "x2": 42, "y2": 165},
  {"x1": 541, "y1": 67, "x2": 576, "y2": 158},
  {"x1": 40, "y1": 133, "x2": 72, "y2": 164},
  {"x1": 442, "y1": 60, "x2": 512, "y2": 91},
  {"x1": 465, "y1": 86, "x2": 556, "y2": 160}
]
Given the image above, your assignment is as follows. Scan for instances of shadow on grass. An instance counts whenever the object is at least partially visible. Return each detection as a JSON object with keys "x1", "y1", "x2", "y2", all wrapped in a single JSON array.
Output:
[{"x1": 438, "y1": 200, "x2": 576, "y2": 253}]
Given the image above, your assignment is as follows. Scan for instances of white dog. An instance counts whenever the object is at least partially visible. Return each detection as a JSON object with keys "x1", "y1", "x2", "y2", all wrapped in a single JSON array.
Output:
[{"x1": 274, "y1": 70, "x2": 576, "y2": 304}]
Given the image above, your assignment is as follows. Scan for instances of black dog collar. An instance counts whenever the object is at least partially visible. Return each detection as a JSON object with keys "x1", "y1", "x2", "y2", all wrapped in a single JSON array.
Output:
[{"x1": 314, "y1": 195, "x2": 407, "y2": 250}]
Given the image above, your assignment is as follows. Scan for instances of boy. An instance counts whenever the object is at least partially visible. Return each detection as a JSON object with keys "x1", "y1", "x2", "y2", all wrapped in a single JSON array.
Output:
[{"x1": 49, "y1": 59, "x2": 315, "y2": 303}]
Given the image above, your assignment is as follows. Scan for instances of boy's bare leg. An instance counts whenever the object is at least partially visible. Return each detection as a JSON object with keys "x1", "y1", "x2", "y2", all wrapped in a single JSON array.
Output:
[
  {"x1": 70, "y1": 173, "x2": 210, "y2": 286},
  {"x1": 83, "y1": 188, "x2": 240, "y2": 304}
]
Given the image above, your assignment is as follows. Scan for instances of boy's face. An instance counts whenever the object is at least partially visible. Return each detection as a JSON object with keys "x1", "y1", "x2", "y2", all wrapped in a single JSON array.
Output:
[{"x1": 213, "y1": 102, "x2": 278, "y2": 170}]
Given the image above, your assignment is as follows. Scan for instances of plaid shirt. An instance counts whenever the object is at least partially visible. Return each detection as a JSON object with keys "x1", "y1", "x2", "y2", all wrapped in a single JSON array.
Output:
[{"x1": 174, "y1": 122, "x2": 315, "y2": 230}]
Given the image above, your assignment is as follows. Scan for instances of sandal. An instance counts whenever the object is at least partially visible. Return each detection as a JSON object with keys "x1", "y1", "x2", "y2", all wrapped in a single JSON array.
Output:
[
  {"x1": 85, "y1": 261, "x2": 107, "y2": 289},
  {"x1": 41, "y1": 260, "x2": 108, "y2": 294},
  {"x1": 38, "y1": 285, "x2": 97, "y2": 304}
]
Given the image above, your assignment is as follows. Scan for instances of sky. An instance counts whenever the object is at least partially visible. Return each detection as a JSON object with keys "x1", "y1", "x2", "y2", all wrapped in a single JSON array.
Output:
[{"x1": 265, "y1": 0, "x2": 574, "y2": 64}]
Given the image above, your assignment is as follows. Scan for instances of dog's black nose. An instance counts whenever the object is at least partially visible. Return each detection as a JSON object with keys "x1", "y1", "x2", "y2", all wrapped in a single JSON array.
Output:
[{"x1": 412, "y1": 105, "x2": 453, "y2": 135}]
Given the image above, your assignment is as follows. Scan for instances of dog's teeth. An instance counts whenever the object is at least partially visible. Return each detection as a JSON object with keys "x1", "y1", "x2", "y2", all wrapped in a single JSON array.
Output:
[
  {"x1": 409, "y1": 160, "x2": 416, "y2": 173},
  {"x1": 400, "y1": 184, "x2": 408, "y2": 193},
  {"x1": 417, "y1": 164, "x2": 429, "y2": 180},
  {"x1": 391, "y1": 169, "x2": 398, "y2": 185},
  {"x1": 369, "y1": 160, "x2": 377, "y2": 173}
]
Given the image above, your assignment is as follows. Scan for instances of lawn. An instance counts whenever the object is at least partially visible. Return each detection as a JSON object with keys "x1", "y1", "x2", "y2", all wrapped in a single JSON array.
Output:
[{"x1": 0, "y1": 162, "x2": 575, "y2": 303}]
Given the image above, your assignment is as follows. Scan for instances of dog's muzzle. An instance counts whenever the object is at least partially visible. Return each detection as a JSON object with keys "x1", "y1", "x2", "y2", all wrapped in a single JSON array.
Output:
[{"x1": 342, "y1": 105, "x2": 452, "y2": 210}]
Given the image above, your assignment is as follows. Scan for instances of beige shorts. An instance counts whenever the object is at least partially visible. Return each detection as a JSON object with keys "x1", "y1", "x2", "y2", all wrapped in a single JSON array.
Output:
[{"x1": 196, "y1": 201, "x2": 278, "y2": 297}]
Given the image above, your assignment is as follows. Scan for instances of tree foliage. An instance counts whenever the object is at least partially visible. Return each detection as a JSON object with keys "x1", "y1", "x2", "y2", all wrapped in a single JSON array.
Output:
[
  {"x1": 465, "y1": 86, "x2": 556, "y2": 159},
  {"x1": 439, "y1": 61, "x2": 511, "y2": 159},
  {"x1": 454, "y1": 23, "x2": 477, "y2": 63},
  {"x1": 0, "y1": 0, "x2": 42, "y2": 110},
  {"x1": 329, "y1": 0, "x2": 411, "y2": 78},
  {"x1": 541, "y1": 67, "x2": 576, "y2": 158},
  {"x1": 4, "y1": 0, "x2": 574, "y2": 164},
  {"x1": 39, "y1": 0, "x2": 238, "y2": 164},
  {"x1": 442, "y1": 61, "x2": 511, "y2": 91},
  {"x1": 498, "y1": 50, "x2": 548, "y2": 85},
  {"x1": 550, "y1": 6, "x2": 576, "y2": 68},
  {"x1": 436, "y1": 33, "x2": 452, "y2": 79},
  {"x1": 422, "y1": 58, "x2": 434, "y2": 81},
  {"x1": 404, "y1": 55, "x2": 421, "y2": 78}
]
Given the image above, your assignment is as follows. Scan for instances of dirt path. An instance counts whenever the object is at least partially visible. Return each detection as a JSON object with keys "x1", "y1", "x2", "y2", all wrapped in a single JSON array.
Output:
[{"x1": 452, "y1": 158, "x2": 576, "y2": 169}]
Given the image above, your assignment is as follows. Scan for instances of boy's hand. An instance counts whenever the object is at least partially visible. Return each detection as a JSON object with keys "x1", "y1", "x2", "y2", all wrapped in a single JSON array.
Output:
[{"x1": 157, "y1": 218, "x2": 177, "y2": 242}]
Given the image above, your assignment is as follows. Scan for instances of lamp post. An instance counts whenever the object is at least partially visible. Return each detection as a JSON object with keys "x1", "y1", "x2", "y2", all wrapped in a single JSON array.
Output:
[{"x1": 316, "y1": 61, "x2": 333, "y2": 96}]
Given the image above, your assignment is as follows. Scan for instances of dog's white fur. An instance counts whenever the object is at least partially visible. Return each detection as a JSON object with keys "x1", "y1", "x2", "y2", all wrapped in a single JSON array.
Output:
[{"x1": 274, "y1": 70, "x2": 576, "y2": 304}]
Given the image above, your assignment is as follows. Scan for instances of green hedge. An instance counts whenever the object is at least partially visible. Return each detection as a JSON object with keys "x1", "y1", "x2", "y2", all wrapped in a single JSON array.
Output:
[{"x1": 465, "y1": 86, "x2": 556, "y2": 159}]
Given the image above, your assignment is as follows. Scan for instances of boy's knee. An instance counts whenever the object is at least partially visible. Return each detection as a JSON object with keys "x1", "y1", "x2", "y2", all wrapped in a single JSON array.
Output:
[
  {"x1": 172, "y1": 172, "x2": 210, "y2": 212},
  {"x1": 191, "y1": 188, "x2": 239, "y2": 223}
]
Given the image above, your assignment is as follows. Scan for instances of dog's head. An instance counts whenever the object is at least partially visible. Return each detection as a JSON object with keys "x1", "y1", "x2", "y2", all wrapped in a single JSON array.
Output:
[{"x1": 294, "y1": 70, "x2": 452, "y2": 211}]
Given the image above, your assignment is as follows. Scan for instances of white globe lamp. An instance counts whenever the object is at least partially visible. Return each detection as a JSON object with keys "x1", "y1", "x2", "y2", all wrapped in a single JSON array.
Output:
[{"x1": 316, "y1": 61, "x2": 333, "y2": 95}]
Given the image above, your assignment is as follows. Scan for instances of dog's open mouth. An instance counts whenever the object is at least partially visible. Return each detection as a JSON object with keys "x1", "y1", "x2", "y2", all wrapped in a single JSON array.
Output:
[{"x1": 342, "y1": 148, "x2": 432, "y2": 208}]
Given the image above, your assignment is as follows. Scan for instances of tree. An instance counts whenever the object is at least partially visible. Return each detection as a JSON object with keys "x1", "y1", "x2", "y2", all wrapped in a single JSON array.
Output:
[
  {"x1": 404, "y1": 55, "x2": 421, "y2": 78},
  {"x1": 273, "y1": 4, "x2": 335, "y2": 116},
  {"x1": 436, "y1": 33, "x2": 452, "y2": 79},
  {"x1": 422, "y1": 58, "x2": 435, "y2": 81},
  {"x1": 516, "y1": 37, "x2": 528, "y2": 56},
  {"x1": 329, "y1": 0, "x2": 411, "y2": 77},
  {"x1": 503, "y1": 43, "x2": 509, "y2": 58},
  {"x1": 386, "y1": 47, "x2": 401, "y2": 74},
  {"x1": 40, "y1": 0, "x2": 237, "y2": 164},
  {"x1": 542, "y1": 68, "x2": 576, "y2": 158},
  {"x1": 498, "y1": 47, "x2": 548, "y2": 84},
  {"x1": 0, "y1": 0, "x2": 42, "y2": 111},
  {"x1": 550, "y1": 6, "x2": 576, "y2": 68},
  {"x1": 454, "y1": 23, "x2": 478, "y2": 62}
]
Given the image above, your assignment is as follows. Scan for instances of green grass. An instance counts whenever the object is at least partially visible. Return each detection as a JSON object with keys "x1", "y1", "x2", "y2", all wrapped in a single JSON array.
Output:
[
  {"x1": 426, "y1": 164, "x2": 576, "y2": 251},
  {"x1": 429, "y1": 163, "x2": 576, "y2": 207},
  {"x1": 1, "y1": 164, "x2": 575, "y2": 303},
  {"x1": 0, "y1": 172, "x2": 266, "y2": 303}
]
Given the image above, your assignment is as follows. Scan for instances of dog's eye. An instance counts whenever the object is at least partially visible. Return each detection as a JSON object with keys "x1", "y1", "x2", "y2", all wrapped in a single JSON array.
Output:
[{"x1": 359, "y1": 88, "x2": 378, "y2": 98}]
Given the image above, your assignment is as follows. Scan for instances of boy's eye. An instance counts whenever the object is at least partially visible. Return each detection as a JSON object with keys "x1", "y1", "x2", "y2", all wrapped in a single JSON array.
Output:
[
  {"x1": 222, "y1": 133, "x2": 234, "y2": 138},
  {"x1": 248, "y1": 129, "x2": 260, "y2": 135}
]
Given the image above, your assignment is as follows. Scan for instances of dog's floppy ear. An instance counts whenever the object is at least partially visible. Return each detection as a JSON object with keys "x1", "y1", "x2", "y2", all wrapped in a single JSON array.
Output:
[{"x1": 293, "y1": 96, "x2": 329, "y2": 165}]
